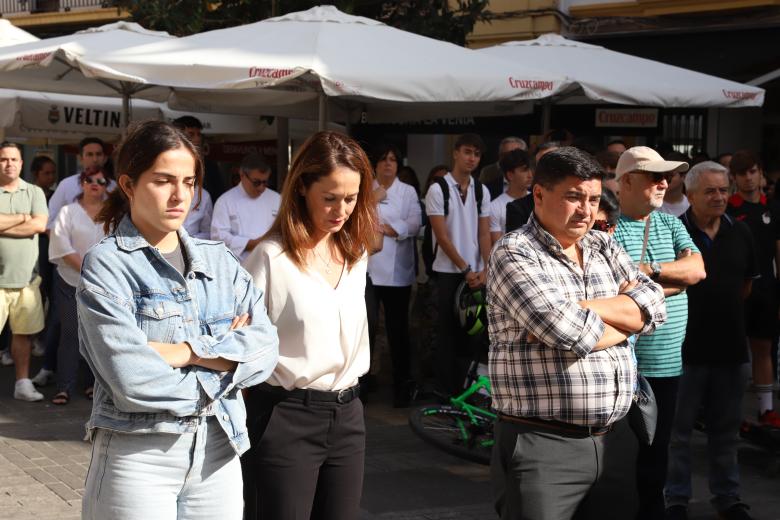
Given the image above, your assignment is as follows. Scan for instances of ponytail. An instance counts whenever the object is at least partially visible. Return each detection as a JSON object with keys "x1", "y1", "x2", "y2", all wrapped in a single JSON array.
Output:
[{"x1": 96, "y1": 185, "x2": 129, "y2": 235}]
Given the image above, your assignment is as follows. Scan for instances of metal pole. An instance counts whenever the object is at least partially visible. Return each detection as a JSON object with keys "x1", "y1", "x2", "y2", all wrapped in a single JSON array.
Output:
[
  {"x1": 318, "y1": 93, "x2": 328, "y2": 132},
  {"x1": 276, "y1": 117, "x2": 290, "y2": 189},
  {"x1": 121, "y1": 91, "x2": 131, "y2": 136},
  {"x1": 541, "y1": 101, "x2": 552, "y2": 136}
]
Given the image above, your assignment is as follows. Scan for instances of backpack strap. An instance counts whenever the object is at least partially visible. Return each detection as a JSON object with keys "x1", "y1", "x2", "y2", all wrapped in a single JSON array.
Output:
[
  {"x1": 434, "y1": 176, "x2": 449, "y2": 216},
  {"x1": 474, "y1": 179, "x2": 483, "y2": 216}
]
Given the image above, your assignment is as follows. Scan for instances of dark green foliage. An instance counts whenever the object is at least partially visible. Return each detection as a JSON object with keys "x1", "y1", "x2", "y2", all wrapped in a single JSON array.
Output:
[{"x1": 119, "y1": 0, "x2": 487, "y2": 44}]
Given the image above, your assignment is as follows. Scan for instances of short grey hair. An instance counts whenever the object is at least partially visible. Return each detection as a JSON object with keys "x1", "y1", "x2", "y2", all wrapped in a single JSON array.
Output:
[
  {"x1": 499, "y1": 136, "x2": 527, "y2": 152},
  {"x1": 240, "y1": 153, "x2": 271, "y2": 174},
  {"x1": 684, "y1": 161, "x2": 728, "y2": 193}
]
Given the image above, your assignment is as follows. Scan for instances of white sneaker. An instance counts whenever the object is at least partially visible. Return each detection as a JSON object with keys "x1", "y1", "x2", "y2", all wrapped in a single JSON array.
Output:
[
  {"x1": 31, "y1": 368, "x2": 54, "y2": 387},
  {"x1": 0, "y1": 350, "x2": 13, "y2": 367},
  {"x1": 14, "y1": 378, "x2": 43, "y2": 402},
  {"x1": 31, "y1": 338, "x2": 45, "y2": 357}
]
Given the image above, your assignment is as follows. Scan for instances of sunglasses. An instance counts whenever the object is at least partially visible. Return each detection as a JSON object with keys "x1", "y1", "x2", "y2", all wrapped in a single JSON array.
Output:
[
  {"x1": 634, "y1": 171, "x2": 677, "y2": 184},
  {"x1": 245, "y1": 176, "x2": 269, "y2": 188},
  {"x1": 592, "y1": 220, "x2": 615, "y2": 232},
  {"x1": 83, "y1": 177, "x2": 107, "y2": 186}
]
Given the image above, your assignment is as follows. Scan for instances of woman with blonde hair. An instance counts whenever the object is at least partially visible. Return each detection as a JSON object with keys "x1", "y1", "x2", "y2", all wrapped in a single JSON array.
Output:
[{"x1": 242, "y1": 131, "x2": 379, "y2": 520}]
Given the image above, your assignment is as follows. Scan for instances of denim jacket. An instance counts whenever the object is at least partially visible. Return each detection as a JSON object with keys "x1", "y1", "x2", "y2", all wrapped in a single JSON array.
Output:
[{"x1": 77, "y1": 216, "x2": 279, "y2": 455}]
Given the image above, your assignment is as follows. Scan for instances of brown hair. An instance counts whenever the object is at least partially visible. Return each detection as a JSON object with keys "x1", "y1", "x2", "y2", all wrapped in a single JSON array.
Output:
[
  {"x1": 97, "y1": 120, "x2": 203, "y2": 234},
  {"x1": 76, "y1": 166, "x2": 107, "y2": 201},
  {"x1": 729, "y1": 150, "x2": 761, "y2": 176},
  {"x1": 265, "y1": 131, "x2": 377, "y2": 270}
]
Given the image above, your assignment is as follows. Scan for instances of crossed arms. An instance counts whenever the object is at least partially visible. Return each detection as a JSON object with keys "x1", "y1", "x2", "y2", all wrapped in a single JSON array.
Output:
[{"x1": 0, "y1": 213, "x2": 46, "y2": 237}]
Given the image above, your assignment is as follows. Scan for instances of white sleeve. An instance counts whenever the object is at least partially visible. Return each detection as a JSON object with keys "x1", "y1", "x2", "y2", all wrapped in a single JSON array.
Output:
[
  {"x1": 424, "y1": 183, "x2": 445, "y2": 217},
  {"x1": 478, "y1": 183, "x2": 491, "y2": 218},
  {"x1": 489, "y1": 199, "x2": 502, "y2": 233},
  {"x1": 386, "y1": 186, "x2": 422, "y2": 241},
  {"x1": 46, "y1": 181, "x2": 70, "y2": 230},
  {"x1": 210, "y1": 195, "x2": 250, "y2": 256},
  {"x1": 197, "y1": 191, "x2": 213, "y2": 239},
  {"x1": 48, "y1": 205, "x2": 76, "y2": 262}
]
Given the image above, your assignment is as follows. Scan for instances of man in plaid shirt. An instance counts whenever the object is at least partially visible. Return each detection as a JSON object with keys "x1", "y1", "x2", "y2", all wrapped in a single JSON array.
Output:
[{"x1": 488, "y1": 147, "x2": 667, "y2": 520}]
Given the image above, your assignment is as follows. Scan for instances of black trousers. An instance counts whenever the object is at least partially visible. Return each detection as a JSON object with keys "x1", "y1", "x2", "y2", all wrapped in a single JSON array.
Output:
[
  {"x1": 241, "y1": 387, "x2": 366, "y2": 520},
  {"x1": 492, "y1": 417, "x2": 638, "y2": 520},
  {"x1": 433, "y1": 272, "x2": 473, "y2": 394},
  {"x1": 636, "y1": 376, "x2": 680, "y2": 520},
  {"x1": 365, "y1": 278, "x2": 412, "y2": 391}
]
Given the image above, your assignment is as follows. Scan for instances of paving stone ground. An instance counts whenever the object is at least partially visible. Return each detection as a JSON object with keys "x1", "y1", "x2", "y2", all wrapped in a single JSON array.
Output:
[{"x1": 0, "y1": 359, "x2": 778, "y2": 520}]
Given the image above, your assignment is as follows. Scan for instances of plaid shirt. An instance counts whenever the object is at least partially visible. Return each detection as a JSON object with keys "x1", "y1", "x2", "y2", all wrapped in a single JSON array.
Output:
[{"x1": 487, "y1": 215, "x2": 666, "y2": 427}]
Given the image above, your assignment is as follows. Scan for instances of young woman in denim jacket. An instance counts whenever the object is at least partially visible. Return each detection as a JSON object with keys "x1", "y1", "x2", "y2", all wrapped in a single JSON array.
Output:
[
  {"x1": 77, "y1": 121, "x2": 279, "y2": 520},
  {"x1": 241, "y1": 131, "x2": 379, "y2": 520}
]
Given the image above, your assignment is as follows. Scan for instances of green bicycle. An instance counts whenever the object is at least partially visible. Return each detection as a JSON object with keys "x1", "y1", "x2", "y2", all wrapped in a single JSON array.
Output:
[{"x1": 408, "y1": 367, "x2": 496, "y2": 465}]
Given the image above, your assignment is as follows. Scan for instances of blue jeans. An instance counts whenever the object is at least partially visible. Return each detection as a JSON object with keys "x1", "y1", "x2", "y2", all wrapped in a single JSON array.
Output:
[
  {"x1": 83, "y1": 416, "x2": 242, "y2": 520},
  {"x1": 665, "y1": 364, "x2": 749, "y2": 512}
]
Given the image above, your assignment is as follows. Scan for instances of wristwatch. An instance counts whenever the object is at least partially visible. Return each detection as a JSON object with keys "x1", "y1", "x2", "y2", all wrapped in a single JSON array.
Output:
[
  {"x1": 461, "y1": 264, "x2": 472, "y2": 275},
  {"x1": 650, "y1": 261, "x2": 662, "y2": 280}
]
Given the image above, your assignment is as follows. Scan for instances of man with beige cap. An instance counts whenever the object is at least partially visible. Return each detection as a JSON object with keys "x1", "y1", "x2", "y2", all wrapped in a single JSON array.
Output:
[{"x1": 613, "y1": 146, "x2": 707, "y2": 520}]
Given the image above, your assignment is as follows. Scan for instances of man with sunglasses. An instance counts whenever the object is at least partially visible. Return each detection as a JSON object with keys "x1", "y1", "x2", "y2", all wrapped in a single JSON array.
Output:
[
  {"x1": 211, "y1": 153, "x2": 280, "y2": 261},
  {"x1": 613, "y1": 146, "x2": 706, "y2": 520}
]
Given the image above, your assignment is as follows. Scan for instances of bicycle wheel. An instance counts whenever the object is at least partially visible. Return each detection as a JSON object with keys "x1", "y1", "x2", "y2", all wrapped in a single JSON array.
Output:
[{"x1": 409, "y1": 404, "x2": 494, "y2": 465}]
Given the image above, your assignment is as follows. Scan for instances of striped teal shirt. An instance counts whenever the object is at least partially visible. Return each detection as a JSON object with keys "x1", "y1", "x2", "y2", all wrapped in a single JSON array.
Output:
[{"x1": 614, "y1": 211, "x2": 698, "y2": 377}]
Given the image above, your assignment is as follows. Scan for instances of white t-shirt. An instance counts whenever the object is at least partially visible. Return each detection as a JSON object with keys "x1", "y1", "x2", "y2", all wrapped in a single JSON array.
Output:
[
  {"x1": 659, "y1": 196, "x2": 690, "y2": 217},
  {"x1": 210, "y1": 184, "x2": 280, "y2": 261},
  {"x1": 424, "y1": 173, "x2": 490, "y2": 274},
  {"x1": 48, "y1": 202, "x2": 106, "y2": 287},
  {"x1": 489, "y1": 192, "x2": 520, "y2": 234},
  {"x1": 368, "y1": 179, "x2": 422, "y2": 287},
  {"x1": 46, "y1": 174, "x2": 117, "y2": 230},
  {"x1": 183, "y1": 189, "x2": 213, "y2": 239},
  {"x1": 242, "y1": 239, "x2": 369, "y2": 391}
]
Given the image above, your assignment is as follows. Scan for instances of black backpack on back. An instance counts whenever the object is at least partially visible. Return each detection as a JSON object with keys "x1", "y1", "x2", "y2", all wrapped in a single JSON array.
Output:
[{"x1": 422, "y1": 177, "x2": 483, "y2": 277}]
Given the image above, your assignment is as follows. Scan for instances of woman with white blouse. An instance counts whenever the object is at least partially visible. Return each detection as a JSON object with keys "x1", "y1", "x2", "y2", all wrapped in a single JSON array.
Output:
[
  {"x1": 366, "y1": 144, "x2": 422, "y2": 407},
  {"x1": 242, "y1": 131, "x2": 379, "y2": 520},
  {"x1": 48, "y1": 167, "x2": 108, "y2": 404}
]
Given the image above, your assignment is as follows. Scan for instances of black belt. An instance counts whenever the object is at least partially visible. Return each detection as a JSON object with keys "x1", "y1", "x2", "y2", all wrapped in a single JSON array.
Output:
[
  {"x1": 499, "y1": 413, "x2": 612, "y2": 437},
  {"x1": 258, "y1": 382, "x2": 360, "y2": 404}
]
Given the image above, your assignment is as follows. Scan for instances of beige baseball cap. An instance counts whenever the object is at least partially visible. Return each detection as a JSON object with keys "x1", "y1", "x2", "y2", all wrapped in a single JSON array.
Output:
[{"x1": 615, "y1": 146, "x2": 689, "y2": 181}]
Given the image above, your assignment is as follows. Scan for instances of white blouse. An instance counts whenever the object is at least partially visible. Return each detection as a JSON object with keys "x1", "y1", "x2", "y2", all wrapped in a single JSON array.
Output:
[
  {"x1": 49, "y1": 202, "x2": 106, "y2": 287},
  {"x1": 242, "y1": 239, "x2": 370, "y2": 391},
  {"x1": 183, "y1": 188, "x2": 213, "y2": 239},
  {"x1": 368, "y1": 178, "x2": 422, "y2": 287}
]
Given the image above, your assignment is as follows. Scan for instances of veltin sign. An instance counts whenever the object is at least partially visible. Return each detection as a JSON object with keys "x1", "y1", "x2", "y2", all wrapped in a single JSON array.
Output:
[
  {"x1": 595, "y1": 108, "x2": 659, "y2": 128},
  {"x1": 19, "y1": 97, "x2": 160, "y2": 135}
]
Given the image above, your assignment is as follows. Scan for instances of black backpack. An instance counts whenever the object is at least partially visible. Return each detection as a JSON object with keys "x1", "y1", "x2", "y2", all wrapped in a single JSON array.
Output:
[{"x1": 422, "y1": 177, "x2": 483, "y2": 277}]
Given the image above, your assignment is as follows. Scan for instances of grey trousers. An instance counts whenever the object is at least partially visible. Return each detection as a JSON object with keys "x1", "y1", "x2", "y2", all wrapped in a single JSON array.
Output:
[{"x1": 492, "y1": 417, "x2": 638, "y2": 520}]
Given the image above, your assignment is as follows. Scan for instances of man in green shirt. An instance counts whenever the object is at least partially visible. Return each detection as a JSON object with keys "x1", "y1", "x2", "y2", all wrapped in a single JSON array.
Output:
[
  {"x1": 613, "y1": 147, "x2": 706, "y2": 520},
  {"x1": 0, "y1": 142, "x2": 48, "y2": 401}
]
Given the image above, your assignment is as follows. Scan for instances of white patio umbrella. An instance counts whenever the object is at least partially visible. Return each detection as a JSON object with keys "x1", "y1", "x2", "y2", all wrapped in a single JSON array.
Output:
[
  {"x1": 0, "y1": 88, "x2": 268, "y2": 141},
  {"x1": 0, "y1": 19, "x2": 39, "y2": 45},
  {"x1": 0, "y1": 22, "x2": 175, "y2": 127},
  {"x1": 69, "y1": 6, "x2": 571, "y2": 127},
  {"x1": 478, "y1": 34, "x2": 764, "y2": 108},
  {"x1": 0, "y1": 21, "x2": 266, "y2": 141}
]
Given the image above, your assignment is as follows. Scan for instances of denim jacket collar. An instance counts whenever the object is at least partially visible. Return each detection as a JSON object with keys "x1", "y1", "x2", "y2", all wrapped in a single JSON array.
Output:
[{"x1": 115, "y1": 216, "x2": 214, "y2": 279}]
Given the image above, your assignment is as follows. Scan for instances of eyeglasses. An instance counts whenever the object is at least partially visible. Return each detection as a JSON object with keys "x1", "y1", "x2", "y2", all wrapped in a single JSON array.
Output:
[
  {"x1": 243, "y1": 172, "x2": 270, "y2": 188},
  {"x1": 83, "y1": 177, "x2": 107, "y2": 186},
  {"x1": 592, "y1": 219, "x2": 615, "y2": 232},
  {"x1": 633, "y1": 171, "x2": 677, "y2": 184}
]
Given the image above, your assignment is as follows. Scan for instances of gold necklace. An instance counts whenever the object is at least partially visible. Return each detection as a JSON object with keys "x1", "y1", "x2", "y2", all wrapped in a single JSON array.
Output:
[{"x1": 313, "y1": 245, "x2": 334, "y2": 275}]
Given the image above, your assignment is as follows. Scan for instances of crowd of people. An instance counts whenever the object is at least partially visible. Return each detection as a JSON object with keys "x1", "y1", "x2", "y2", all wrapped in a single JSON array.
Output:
[{"x1": 0, "y1": 117, "x2": 777, "y2": 520}]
